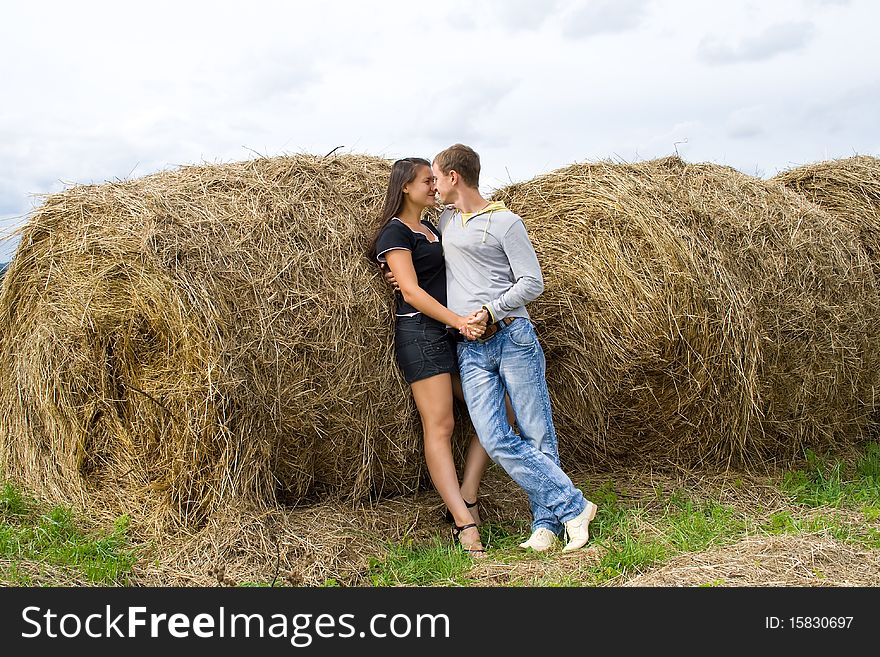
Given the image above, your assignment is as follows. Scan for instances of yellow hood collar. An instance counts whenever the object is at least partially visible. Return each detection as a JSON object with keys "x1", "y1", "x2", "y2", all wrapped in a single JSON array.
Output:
[{"x1": 461, "y1": 200, "x2": 508, "y2": 223}]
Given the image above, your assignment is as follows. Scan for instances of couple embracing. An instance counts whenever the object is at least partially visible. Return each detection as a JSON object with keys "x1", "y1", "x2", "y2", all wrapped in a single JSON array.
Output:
[{"x1": 366, "y1": 144, "x2": 597, "y2": 557}]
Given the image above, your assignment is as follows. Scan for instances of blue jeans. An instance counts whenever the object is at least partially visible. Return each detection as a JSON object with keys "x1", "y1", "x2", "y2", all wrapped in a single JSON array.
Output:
[{"x1": 457, "y1": 318, "x2": 586, "y2": 534}]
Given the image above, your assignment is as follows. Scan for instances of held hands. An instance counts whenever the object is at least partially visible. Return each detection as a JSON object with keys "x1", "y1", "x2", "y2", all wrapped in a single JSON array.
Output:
[
  {"x1": 379, "y1": 263, "x2": 489, "y2": 340},
  {"x1": 459, "y1": 307, "x2": 489, "y2": 341}
]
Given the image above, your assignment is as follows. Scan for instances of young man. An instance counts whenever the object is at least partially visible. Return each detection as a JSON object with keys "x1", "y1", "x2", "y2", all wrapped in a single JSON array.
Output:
[{"x1": 431, "y1": 143, "x2": 597, "y2": 552}]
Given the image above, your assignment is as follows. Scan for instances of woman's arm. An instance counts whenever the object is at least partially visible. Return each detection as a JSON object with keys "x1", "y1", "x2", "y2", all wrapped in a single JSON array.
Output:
[{"x1": 384, "y1": 249, "x2": 485, "y2": 338}]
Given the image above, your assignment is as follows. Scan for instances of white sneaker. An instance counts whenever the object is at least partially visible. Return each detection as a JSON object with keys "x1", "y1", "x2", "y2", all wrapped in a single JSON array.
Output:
[
  {"x1": 518, "y1": 527, "x2": 559, "y2": 552},
  {"x1": 562, "y1": 500, "x2": 598, "y2": 552}
]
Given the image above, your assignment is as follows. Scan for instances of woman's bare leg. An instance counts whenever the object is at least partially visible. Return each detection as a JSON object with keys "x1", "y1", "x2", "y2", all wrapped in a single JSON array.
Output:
[{"x1": 411, "y1": 373, "x2": 484, "y2": 553}]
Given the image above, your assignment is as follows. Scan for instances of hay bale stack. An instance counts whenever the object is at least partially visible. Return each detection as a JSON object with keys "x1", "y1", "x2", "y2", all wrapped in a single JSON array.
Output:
[
  {"x1": 771, "y1": 156, "x2": 880, "y2": 281},
  {"x1": 0, "y1": 154, "x2": 429, "y2": 529},
  {"x1": 4, "y1": 151, "x2": 878, "y2": 532},
  {"x1": 493, "y1": 156, "x2": 880, "y2": 467}
]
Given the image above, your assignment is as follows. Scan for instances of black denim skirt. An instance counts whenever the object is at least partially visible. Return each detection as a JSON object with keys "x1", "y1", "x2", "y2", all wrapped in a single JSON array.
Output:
[{"x1": 394, "y1": 314, "x2": 458, "y2": 384}]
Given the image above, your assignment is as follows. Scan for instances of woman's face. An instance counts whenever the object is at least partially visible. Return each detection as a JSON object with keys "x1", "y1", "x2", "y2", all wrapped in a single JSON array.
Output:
[{"x1": 403, "y1": 165, "x2": 437, "y2": 209}]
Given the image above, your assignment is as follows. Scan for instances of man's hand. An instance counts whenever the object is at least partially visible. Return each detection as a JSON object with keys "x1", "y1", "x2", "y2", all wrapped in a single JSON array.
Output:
[
  {"x1": 460, "y1": 308, "x2": 488, "y2": 340},
  {"x1": 380, "y1": 262, "x2": 400, "y2": 291},
  {"x1": 471, "y1": 307, "x2": 490, "y2": 325}
]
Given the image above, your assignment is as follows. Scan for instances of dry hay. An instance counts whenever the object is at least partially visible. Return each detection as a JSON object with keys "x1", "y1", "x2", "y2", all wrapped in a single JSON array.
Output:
[
  {"x1": 130, "y1": 500, "x2": 424, "y2": 587},
  {"x1": 0, "y1": 558, "x2": 105, "y2": 587},
  {"x1": 772, "y1": 155, "x2": 880, "y2": 427},
  {"x1": 619, "y1": 534, "x2": 880, "y2": 586},
  {"x1": 130, "y1": 463, "x2": 530, "y2": 587},
  {"x1": 3, "y1": 152, "x2": 879, "y2": 538},
  {"x1": 493, "y1": 156, "x2": 880, "y2": 470},
  {"x1": 772, "y1": 155, "x2": 880, "y2": 281},
  {"x1": 0, "y1": 154, "x2": 439, "y2": 532}
]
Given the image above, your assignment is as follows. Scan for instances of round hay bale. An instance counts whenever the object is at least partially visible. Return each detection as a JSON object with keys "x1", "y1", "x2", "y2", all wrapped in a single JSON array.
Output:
[
  {"x1": 0, "y1": 154, "x2": 432, "y2": 530},
  {"x1": 771, "y1": 156, "x2": 880, "y2": 281},
  {"x1": 492, "y1": 156, "x2": 880, "y2": 468},
  {"x1": 655, "y1": 158, "x2": 880, "y2": 455}
]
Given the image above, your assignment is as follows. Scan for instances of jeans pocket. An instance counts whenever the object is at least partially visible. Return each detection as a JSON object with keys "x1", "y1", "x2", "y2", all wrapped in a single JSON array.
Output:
[
  {"x1": 423, "y1": 343, "x2": 445, "y2": 361},
  {"x1": 395, "y1": 335, "x2": 420, "y2": 349},
  {"x1": 396, "y1": 343, "x2": 426, "y2": 381},
  {"x1": 507, "y1": 319, "x2": 538, "y2": 348}
]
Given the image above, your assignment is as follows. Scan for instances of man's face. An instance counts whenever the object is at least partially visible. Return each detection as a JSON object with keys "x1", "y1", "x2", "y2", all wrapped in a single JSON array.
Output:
[{"x1": 432, "y1": 162, "x2": 456, "y2": 205}]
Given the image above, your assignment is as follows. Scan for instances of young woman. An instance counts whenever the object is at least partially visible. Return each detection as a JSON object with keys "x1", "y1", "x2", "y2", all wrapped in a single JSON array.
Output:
[{"x1": 366, "y1": 157, "x2": 493, "y2": 556}]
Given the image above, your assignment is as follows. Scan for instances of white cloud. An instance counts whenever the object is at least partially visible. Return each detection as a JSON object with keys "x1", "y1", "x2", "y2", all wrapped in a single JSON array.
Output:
[
  {"x1": 726, "y1": 106, "x2": 767, "y2": 140},
  {"x1": 422, "y1": 77, "x2": 518, "y2": 147},
  {"x1": 698, "y1": 21, "x2": 816, "y2": 64},
  {"x1": 448, "y1": 0, "x2": 563, "y2": 31},
  {"x1": 561, "y1": 0, "x2": 650, "y2": 38}
]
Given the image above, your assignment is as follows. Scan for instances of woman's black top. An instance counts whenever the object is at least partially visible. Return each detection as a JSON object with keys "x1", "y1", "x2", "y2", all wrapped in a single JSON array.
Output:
[{"x1": 375, "y1": 218, "x2": 446, "y2": 316}]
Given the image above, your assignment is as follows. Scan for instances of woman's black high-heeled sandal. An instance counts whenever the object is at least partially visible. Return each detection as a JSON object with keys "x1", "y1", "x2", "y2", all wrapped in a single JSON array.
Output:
[
  {"x1": 444, "y1": 499, "x2": 478, "y2": 524},
  {"x1": 452, "y1": 522, "x2": 486, "y2": 556}
]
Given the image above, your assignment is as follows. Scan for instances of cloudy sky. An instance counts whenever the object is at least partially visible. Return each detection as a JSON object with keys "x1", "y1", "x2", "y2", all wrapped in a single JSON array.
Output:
[{"x1": 1, "y1": 0, "x2": 877, "y2": 260}]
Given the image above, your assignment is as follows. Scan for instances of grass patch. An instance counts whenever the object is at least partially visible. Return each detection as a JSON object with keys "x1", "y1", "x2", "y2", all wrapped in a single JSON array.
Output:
[
  {"x1": 760, "y1": 509, "x2": 880, "y2": 549},
  {"x1": 763, "y1": 510, "x2": 801, "y2": 535},
  {"x1": 594, "y1": 533, "x2": 667, "y2": 581},
  {"x1": 857, "y1": 441, "x2": 880, "y2": 481},
  {"x1": 583, "y1": 484, "x2": 746, "y2": 584},
  {"x1": 0, "y1": 481, "x2": 138, "y2": 585},
  {"x1": 480, "y1": 520, "x2": 531, "y2": 552},
  {"x1": 781, "y1": 443, "x2": 880, "y2": 508},
  {"x1": 0, "y1": 482, "x2": 29, "y2": 517},
  {"x1": 664, "y1": 498, "x2": 746, "y2": 552},
  {"x1": 368, "y1": 538, "x2": 476, "y2": 586}
]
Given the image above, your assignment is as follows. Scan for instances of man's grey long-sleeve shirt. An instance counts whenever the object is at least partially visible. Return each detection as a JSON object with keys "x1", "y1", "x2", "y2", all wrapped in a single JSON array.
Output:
[{"x1": 438, "y1": 201, "x2": 544, "y2": 322}]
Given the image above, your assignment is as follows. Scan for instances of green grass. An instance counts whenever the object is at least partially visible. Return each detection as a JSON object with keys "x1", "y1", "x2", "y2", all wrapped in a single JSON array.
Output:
[
  {"x1": 480, "y1": 518, "x2": 544, "y2": 553},
  {"x1": 0, "y1": 481, "x2": 138, "y2": 585},
  {"x1": 760, "y1": 509, "x2": 880, "y2": 549},
  {"x1": 761, "y1": 442, "x2": 880, "y2": 550},
  {"x1": 593, "y1": 533, "x2": 667, "y2": 581},
  {"x1": 581, "y1": 482, "x2": 747, "y2": 584},
  {"x1": 368, "y1": 538, "x2": 475, "y2": 586},
  {"x1": 781, "y1": 443, "x2": 880, "y2": 510}
]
